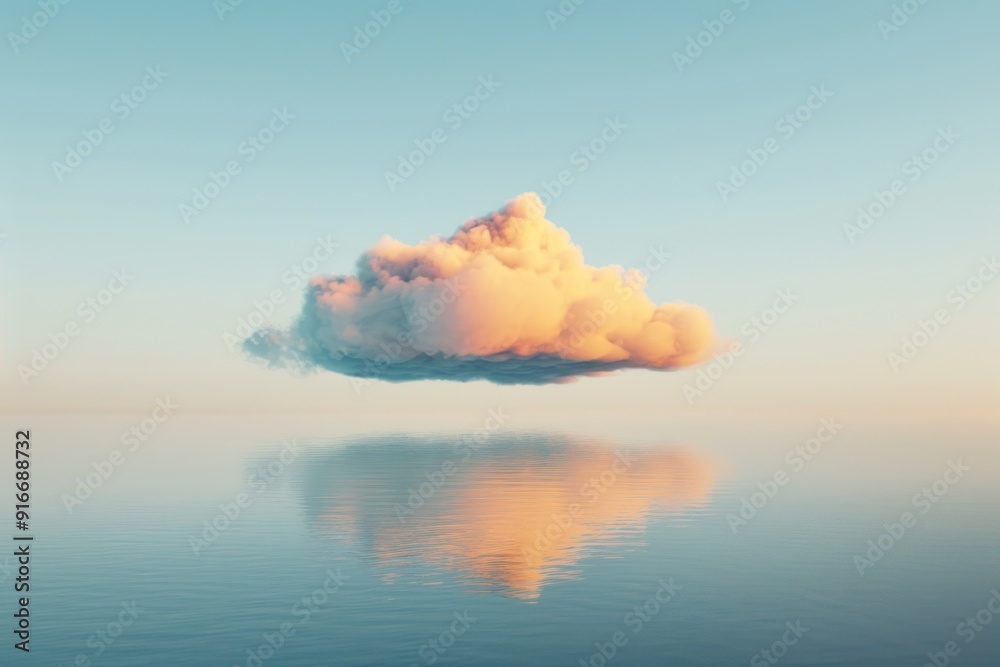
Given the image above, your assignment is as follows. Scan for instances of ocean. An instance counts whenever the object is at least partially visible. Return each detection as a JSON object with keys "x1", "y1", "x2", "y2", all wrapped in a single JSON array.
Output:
[{"x1": 8, "y1": 413, "x2": 998, "y2": 666}]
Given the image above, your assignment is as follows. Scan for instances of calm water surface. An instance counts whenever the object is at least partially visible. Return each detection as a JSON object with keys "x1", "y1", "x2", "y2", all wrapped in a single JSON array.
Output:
[{"x1": 8, "y1": 415, "x2": 998, "y2": 666}]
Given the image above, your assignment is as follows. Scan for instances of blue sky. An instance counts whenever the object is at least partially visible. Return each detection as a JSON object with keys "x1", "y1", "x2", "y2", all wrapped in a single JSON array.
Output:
[{"x1": 2, "y1": 0, "x2": 997, "y2": 418}]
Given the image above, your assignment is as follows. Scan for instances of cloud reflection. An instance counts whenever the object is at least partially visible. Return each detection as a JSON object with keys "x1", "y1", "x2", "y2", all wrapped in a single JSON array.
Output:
[{"x1": 299, "y1": 433, "x2": 715, "y2": 600}]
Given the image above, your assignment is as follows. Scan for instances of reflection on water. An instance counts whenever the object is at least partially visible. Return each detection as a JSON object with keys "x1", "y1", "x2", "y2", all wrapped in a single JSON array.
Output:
[
  {"x1": 26, "y1": 419, "x2": 1000, "y2": 665},
  {"x1": 299, "y1": 433, "x2": 715, "y2": 600}
]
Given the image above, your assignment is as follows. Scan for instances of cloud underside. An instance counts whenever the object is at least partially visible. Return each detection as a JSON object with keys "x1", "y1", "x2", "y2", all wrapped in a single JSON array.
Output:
[
  {"x1": 246, "y1": 336, "x2": 639, "y2": 384},
  {"x1": 245, "y1": 193, "x2": 714, "y2": 385}
]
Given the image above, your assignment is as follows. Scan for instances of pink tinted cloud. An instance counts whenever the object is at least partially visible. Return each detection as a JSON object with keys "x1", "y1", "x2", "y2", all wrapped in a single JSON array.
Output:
[{"x1": 246, "y1": 193, "x2": 714, "y2": 384}]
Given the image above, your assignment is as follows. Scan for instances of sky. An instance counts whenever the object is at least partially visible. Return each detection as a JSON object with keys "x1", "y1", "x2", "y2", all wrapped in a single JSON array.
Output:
[{"x1": 1, "y1": 0, "x2": 997, "y2": 420}]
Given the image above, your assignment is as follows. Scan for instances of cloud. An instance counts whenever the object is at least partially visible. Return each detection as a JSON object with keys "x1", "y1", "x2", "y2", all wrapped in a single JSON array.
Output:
[{"x1": 245, "y1": 193, "x2": 714, "y2": 385}]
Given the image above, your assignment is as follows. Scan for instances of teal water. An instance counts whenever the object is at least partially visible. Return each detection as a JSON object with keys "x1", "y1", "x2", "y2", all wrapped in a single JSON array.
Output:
[{"x1": 7, "y1": 416, "x2": 999, "y2": 666}]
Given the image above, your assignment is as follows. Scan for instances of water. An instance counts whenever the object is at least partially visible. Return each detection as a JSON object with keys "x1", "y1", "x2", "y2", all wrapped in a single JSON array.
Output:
[{"x1": 5, "y1": 414, "x2": 998, "y2": 666}]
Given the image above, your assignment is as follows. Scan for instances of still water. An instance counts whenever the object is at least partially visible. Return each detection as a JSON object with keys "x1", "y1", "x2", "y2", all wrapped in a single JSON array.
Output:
[{"x1": 8, "y1": 415, "x2": 999, "y2": 665}]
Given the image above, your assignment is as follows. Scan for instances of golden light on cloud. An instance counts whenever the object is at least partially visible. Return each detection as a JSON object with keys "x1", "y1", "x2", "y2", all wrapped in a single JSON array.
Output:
[{"x1": 247, "y1": 194, "x2": 714, "y2": 385}]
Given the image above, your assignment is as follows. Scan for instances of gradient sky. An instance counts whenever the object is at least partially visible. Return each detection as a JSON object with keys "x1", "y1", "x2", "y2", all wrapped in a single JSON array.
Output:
[{"x1": 1, "y1": 0, "x2": 997, "y2": 419}]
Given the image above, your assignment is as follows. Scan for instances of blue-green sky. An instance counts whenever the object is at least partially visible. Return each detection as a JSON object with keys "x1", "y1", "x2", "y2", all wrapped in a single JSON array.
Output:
[{"x1": 2, "y1": 0, "x2": 997, "y2": 418}]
